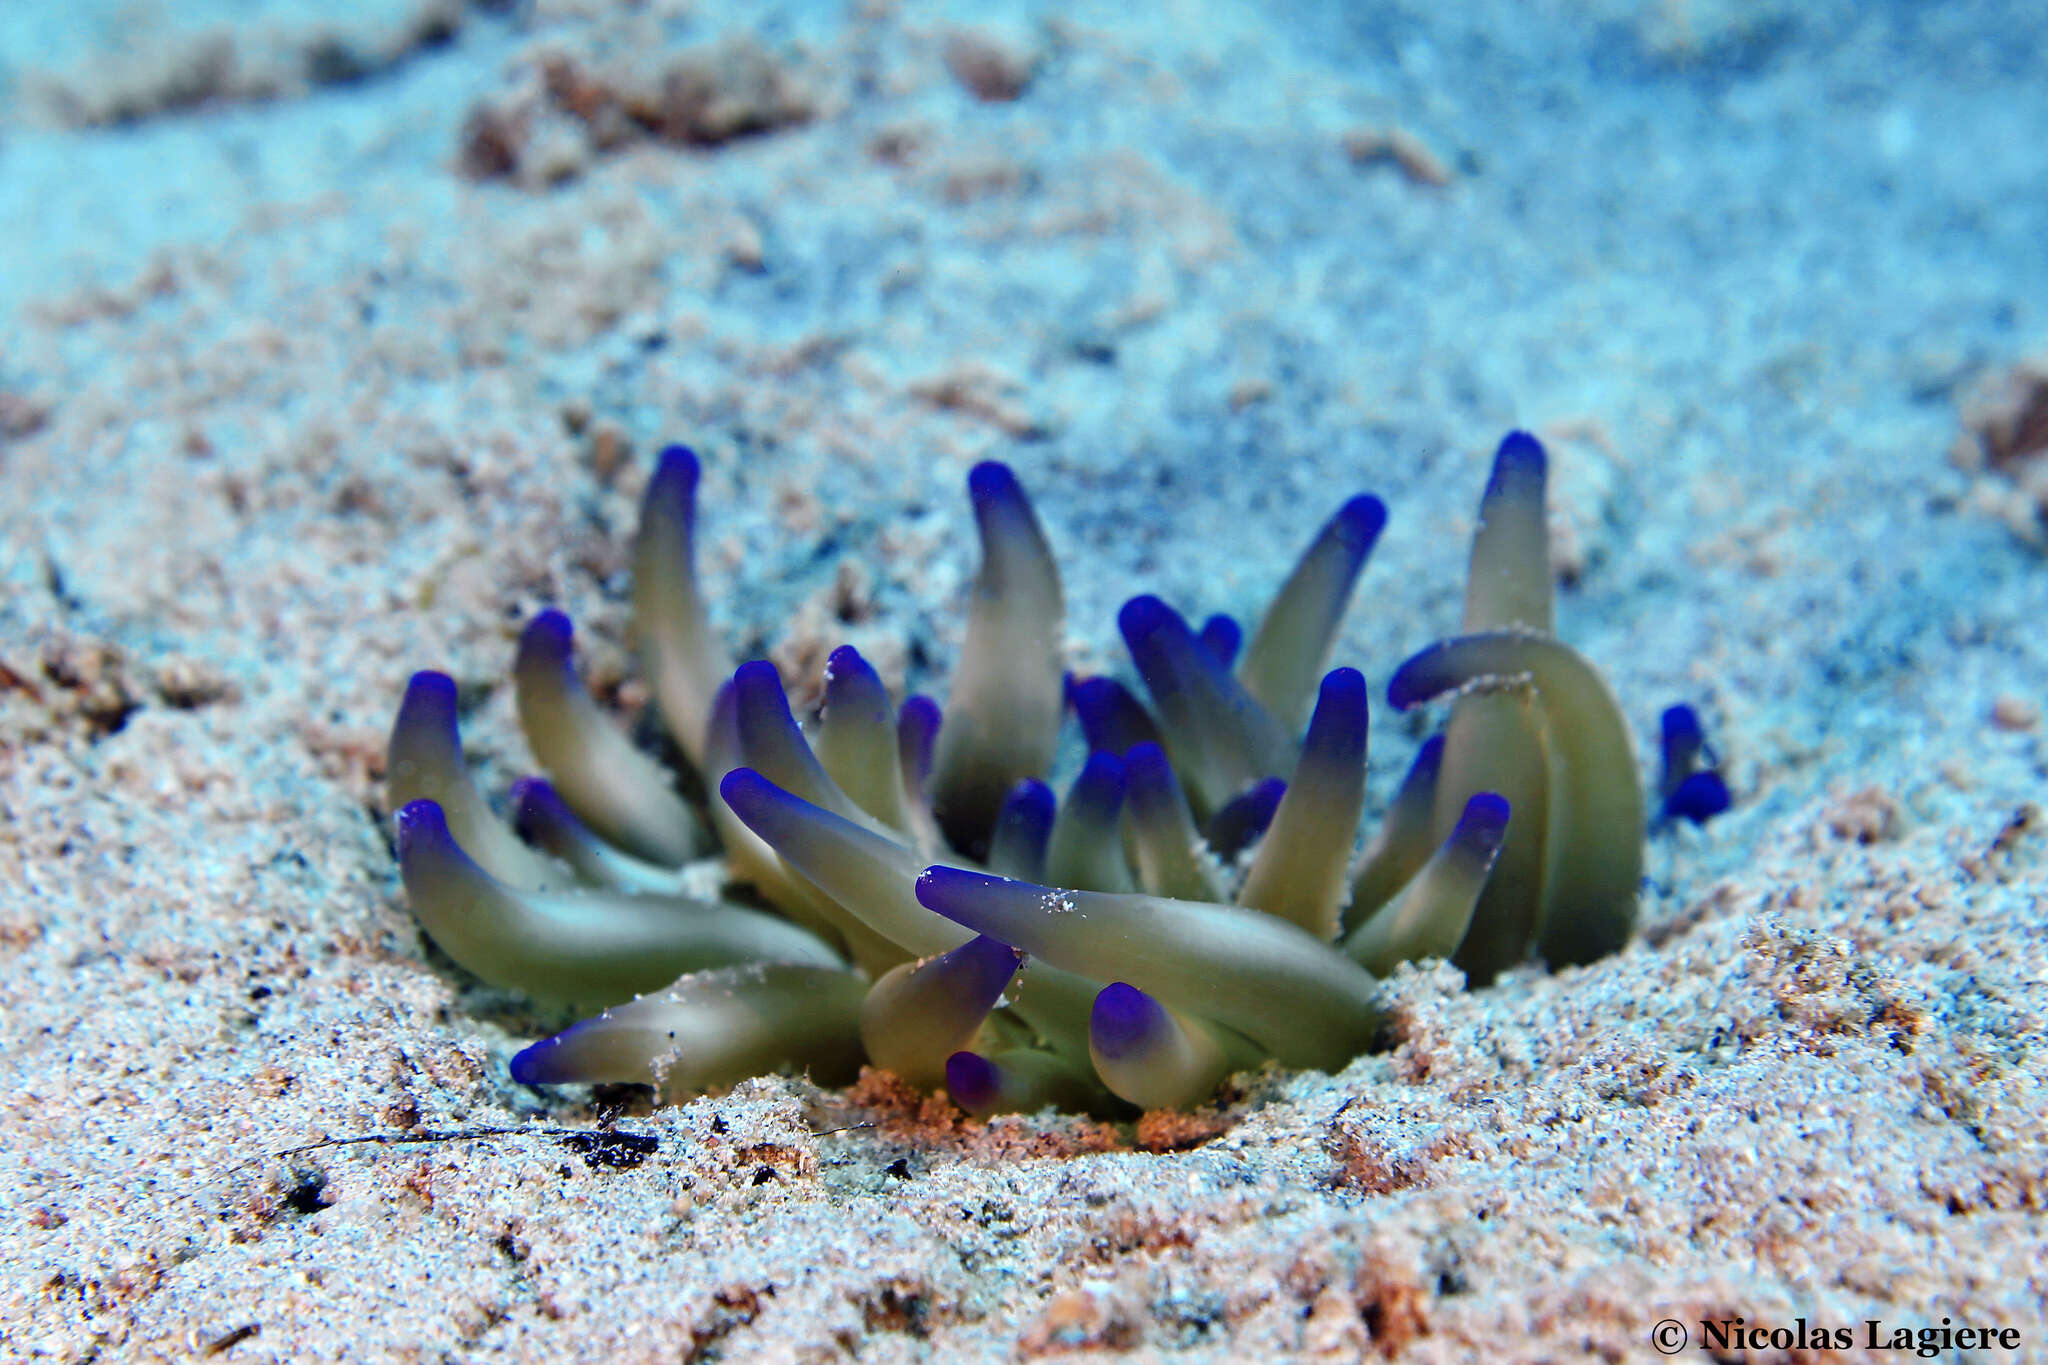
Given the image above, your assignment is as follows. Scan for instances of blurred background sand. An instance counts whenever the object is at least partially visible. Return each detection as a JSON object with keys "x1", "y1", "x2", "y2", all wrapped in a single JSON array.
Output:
[{"x1": 1, "y1": 1, "x2": 2044, "y2": 1358}]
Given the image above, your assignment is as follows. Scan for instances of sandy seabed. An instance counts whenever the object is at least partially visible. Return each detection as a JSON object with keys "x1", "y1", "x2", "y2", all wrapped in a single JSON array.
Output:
[{"x1": 2, "y1": 1, "x2": 2046, "y2": 1360}]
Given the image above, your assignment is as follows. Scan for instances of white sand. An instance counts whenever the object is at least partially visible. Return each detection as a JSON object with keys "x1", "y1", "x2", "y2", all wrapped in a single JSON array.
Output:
[{"x1": 3, "y1": 1, "x2": 2045, "y2": 1359}]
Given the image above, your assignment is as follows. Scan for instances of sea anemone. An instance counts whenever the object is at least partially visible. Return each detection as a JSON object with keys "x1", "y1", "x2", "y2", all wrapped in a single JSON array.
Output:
[{"x1": 388, "y1": 433, "x2": 1646, "y2": 1115}]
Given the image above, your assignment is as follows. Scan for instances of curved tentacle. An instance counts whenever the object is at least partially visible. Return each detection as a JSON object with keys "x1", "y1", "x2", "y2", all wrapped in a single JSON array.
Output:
[
  {"x1": 914, "y1": 867, "x2": 1380, "y2": 1070},
  {"x1": 396, "y1": 800, "x2": 841, "y2": 1004},
  {"x1": 514, "y1": 610, "x2": 705, "y2": 867},
  {"x1": 1389, "y1": 630, "x2": 1643, "y2": 969},
  {"x1": 860, "y1": 935, "x2": 1021, "y2": 1089},
  {"x1": 1345, "y1": 792, "x2": 1510, "y2": 976},
  {"x1": 387, "y1": 670, "x2": 562, "y2": 892},
  {"x1": 1237, "y1": 493, "x2": 1387, "y2": 731},
  {"x1": 929, "y1": 463, "x2": 1065, "y2": 858},
  {"x1": 1346, "y1": 734, "x2": 1444, "y2": 931},
  {"x1": 1237, "y1": 667, "x2": 1368, "y2": 940},
  {"x1": 510, "y1": 776, "x2": 688, "y2": 896},
  {"x1": 721, "y1": 769, "x2": 970, "y2": 959},
  {"x1": 510, "y1": 964, "x2": 867, "y2": 1092},
  {"x1": 1119, "y1": 594, "x2": 1292, "y2": 821},
  {"x1": 633, "y1": 444, "x2": 732, "y2": 768},
  {"x1": 1089, "y1": 982, "x2": 1261, "y2": 1111}
]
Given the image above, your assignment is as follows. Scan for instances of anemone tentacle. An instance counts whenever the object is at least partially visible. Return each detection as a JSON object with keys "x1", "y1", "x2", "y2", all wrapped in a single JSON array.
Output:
[
  {"x1": 928, "y1": 462, "x2": 1066, "y2": 857},
  {"x1": 1044, "y1": 752, "x2": 1135, "y2": 894},
  {"x1": 509, "y1": 963, "x2": 867, "y2": 1092},
  {"x1": 388, "y1": 670, "x2": 563, "y2": 892},
  {"x1": 510, "y1": 776, "x2": 690, "y2": 896},
  {"x1": 815, "y1": 645, "x2": 914, "y2": 834},
  {"x1": 633, "y1": 444, "x2": 732, "y2": 769},
  {"x1": 1345, "y1": 734, "x2": 1444, "y2": 931},
  {"x1": 913, "y1": 866, "x2": 1381, "y2": 1070},
  {"x1": 860, "y1": 935, "x2": 1021, "y2": 1090},
  {"x1": 1236, "y1": 666, "x2": 1369, "y2": 939},
  {"x1": 396, "y1": 799, "x2": 841, "y2": 1003},
  {"x1": 719, "y1": 768, "x2": 967, "y2": 961},
  {"x1": 945, "y1": 1047, "x2": 1106, "y2": 1118},
  {"x1": 1389, "y1": 628, "x2": 1645, "y2": 968},
  {"x1": 514, "y1": 609, "x2": 706, "y2": 867},
  {"x1": 1089, "y1": 982, "x2": 1261, "y2": 1111},
  {"x1": 1237, "y1": 493, "x2": 1387, "y2": 731},
  {"x1": 1119, "y1": 593, "x2": 1292, "y2": 822},
  {"x1": 1123, "y1": 743, "x2": 1227, "y2": 902},
  {"x1": 1345, "y1": 792, "x2": 1511, "y2": 975},
  {"x1": 984, "y1": 779, "x2": 1056, "y2": 881}
]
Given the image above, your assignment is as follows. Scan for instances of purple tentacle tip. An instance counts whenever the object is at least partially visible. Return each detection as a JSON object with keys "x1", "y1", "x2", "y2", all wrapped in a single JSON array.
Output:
[
  {"x1": 988, "y1": 779, "x2": 1057, "y2": 879},
  {"x1": 403, "y1": 669, "x2": 458, "y2": 711},
  {"x1": 900, "y1": 694, "x2": 941, "y2": 733},
  {"x1": 913, "y1": 865, "x2": 1007, "y2": 925},
  {"x1": 996, "y1": 779, "x2": 1056, "y2": 837},
  {"x1": 1117, "y1": 594, "x2": 1181, "y2": 651},
  {"x1": 394, "y1": 671, "x2": 461, "y2": 749},
  {"x1": 509, "y1": 776, "x2": 574, "y2": 840},
  {"x1": 732, "y1": 658, "x2": 786, "y2": 699},
  {"x1": 1067, "y1": 677, "x2": 1109, "y2": 717},
  {"x1": 1089, "y1": 982, "x2": 1166, "y2": 1062},
  {"x1": 718, "y1": 766, "x2": 777, "y2": 823},
  {"x1": 1068, "y1": 676, "x2": 1155, "y2": 755},
  {"x1": 1384, "y1": 643, "x2": 1450, "y2": 713},
  {"x1": 1661, "y1": 703, "x2": 1705, "y2": 751},
  {"x1": 1454, "y1": 792, "x2": 1513, "y2": 850},
  {"x1": 651, "y1": 443, "x2": 702, "y2": 501},
  {"x1": 1657, "y1": 704, "x2": 1727, "y2": 824},
  {"x1": 394, "y1": 798, "x2": 448, "y2": 857},
  {"x1": 1206, "y1": 777, "x2": 1287, "y2": 859},
  {"x1": 1664, "y1": 771, "x2": 1732, "y2": 826},
  {"x1": 731, "y1": 661, "x2": 816, "y2": 775},
  {"x1": 966, "y1": 461, "x2": 1023, "y2": 510},
  {"x1": 898, "y1": 694, "x2": 941, "y2": 782},
  {"x1": 1068, "y1": 750, "x2": 1127, "y2": 816},
  {"x1": 1660, "y1": 703, "x2": 1711, "y2": 781},
  {"x1": 1198, "y1": 614, "x2": 1242, "y2": 668},
  {"x1": 823, "y1": 645, "x2": 888, "y2": 715},
  {"x1": 508, "y1": 1035, "x2": 562, "y2": 1086},
  {"x1": 1493, "y1": 429, "x2": 1548, "y2": 481},
  {"x1": 954, "y1": 934, "x2": 1025, "y2": 997},
  {"x1": 1334, "y1": 494, "x2": 1390, "y2": 552},
  {"x1": 1119, "y1": 596, "x2": 1219, "y2": 708},
  {"x1": 656, "y1": 442, "x2": 700, "y2": 478},
  {"x1": 520, "y1": 608, "x2": 576, "y2": 661},
  {"x1": 1303, "y1": 667, "x2": 1368, "y2": 763},
  {"x1": 944, "y1": 1050, "x2": 1000, "y2": 1111},
  {"x1": 1123, "y1": 742, "x2": 1179, "y2": 809}
]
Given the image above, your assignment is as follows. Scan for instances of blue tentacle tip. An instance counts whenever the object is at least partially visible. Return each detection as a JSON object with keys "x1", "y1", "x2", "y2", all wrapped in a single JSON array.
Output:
[
  {"x1": 1664, "y1": 771, "x2": 1731, "y2": 827},
  {"x1": 653, "y1": 443, "x2": 701, "y2": 488},
  {"x1": 1334, "y1": 494, "x2": 1389, "y2": 553},
  {"x1": 944, "y1": 1050, "x2": 1000, "y2": 1110},
  {"x1": 1657, "y1": 703, "x2": 1729, "y2": 826},
  {"x1": 521, "y1": 609, "x2": 576, "y2": 660},
  {"x1": 1089, "y1": 982, "x2": 1166, "y2": 1061},
  {"x1": 1198, "y1": 614, "x2": 1242, "y2": 668}
]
